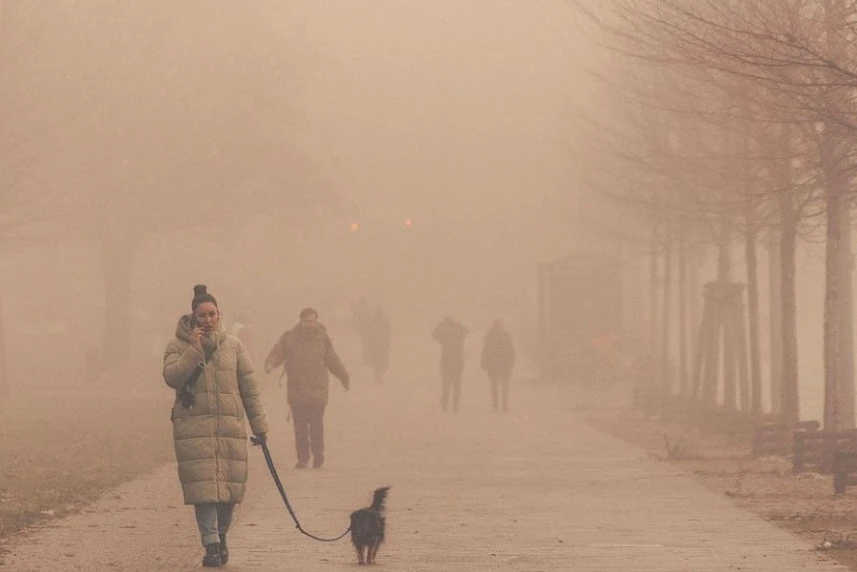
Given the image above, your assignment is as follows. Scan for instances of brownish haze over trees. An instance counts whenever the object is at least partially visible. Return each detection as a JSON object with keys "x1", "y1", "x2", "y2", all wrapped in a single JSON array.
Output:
[
  {"x1": 573, "y1": 0, "x2": 857, "y2": 429},
  {"x1": 0, "y1": 0, "x2": 855, "y2": 431}
]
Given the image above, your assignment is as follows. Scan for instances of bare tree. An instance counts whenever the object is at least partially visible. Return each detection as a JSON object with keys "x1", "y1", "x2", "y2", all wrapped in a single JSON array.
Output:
[{"x1": 576, "y1": 0, "x2": 857, "y2": 425}]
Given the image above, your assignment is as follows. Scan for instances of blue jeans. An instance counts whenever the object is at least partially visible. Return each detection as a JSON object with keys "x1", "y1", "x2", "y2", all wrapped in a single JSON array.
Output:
[{"x1": 194, "y1": 503, "x2": 235, "y2": 546}]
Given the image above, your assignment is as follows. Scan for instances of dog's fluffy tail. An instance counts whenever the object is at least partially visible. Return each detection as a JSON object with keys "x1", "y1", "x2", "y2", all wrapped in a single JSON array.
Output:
[{"x1": 371, "y1": 486, "x2": 391, "y2": 512}]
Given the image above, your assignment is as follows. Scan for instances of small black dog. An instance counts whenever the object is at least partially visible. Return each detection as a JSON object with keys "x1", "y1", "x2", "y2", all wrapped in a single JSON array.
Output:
[{"x1": 350, "y1": 486, "x2": 391, "y2": 565}]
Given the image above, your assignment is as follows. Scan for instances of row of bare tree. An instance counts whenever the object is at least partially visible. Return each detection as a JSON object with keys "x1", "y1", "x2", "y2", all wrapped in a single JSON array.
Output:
[{"x1": 572, "y1": 0, "x2": 857, "y2": 429}]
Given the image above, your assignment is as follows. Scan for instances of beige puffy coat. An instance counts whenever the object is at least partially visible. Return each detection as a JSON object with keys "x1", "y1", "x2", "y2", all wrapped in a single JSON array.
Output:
[{"x1": 164, "y1": 315, "x2": 269, "y2": 505}]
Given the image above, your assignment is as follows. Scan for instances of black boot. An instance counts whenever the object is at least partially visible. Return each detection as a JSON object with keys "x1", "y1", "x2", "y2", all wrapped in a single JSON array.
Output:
[
  {"x1": 202, "y1": 543, "x2": 222, "y2": 567},
  {"x1": 219, "y1": 533, "x2": 229, "y2": 565}
]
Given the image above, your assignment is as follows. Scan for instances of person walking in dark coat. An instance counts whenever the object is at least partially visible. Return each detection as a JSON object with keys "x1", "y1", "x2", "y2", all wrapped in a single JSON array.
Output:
[
  {"x1": 264, "y1": 308, "x2": 350, "y2": 469},
  {"x1": 480, "y1": 318, "x2": 516, "y2": 412},
  {"x1": 366, "y1": 307, "x2": 391, "y2": 383},
  {"x1": 432, "y1": 316, "x2": 468, "y2": 412}
]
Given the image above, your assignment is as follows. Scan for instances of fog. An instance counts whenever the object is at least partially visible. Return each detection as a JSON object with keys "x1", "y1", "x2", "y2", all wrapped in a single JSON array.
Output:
[
  {"x1": 0, "y1": 2, "x2": 841, "y2": 420},
  {"x1": 5, "y1": 4, "x2": 857, "y2": 570},
  {"x1": 0, "y1": 1, "x2": 600, "y2": 389}
]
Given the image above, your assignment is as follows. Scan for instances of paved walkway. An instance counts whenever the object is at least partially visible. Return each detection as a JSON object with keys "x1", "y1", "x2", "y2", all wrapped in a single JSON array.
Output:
[{"x1": 1, "y1": 359, "x2": 849, "y2": 571}]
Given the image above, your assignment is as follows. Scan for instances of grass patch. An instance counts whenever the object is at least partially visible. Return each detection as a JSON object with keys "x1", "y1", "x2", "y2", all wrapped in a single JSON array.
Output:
[{"x1": 0, "y1": 388, "x2": 175, "y2": 538}]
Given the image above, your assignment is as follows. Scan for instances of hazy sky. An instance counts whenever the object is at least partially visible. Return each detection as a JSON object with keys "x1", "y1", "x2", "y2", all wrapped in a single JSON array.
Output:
[
  {"x1": 0, "y1": 1, "x2": 836, "y2": 416},
  {"x1": 292, "y1": 1, "x2": 586, "y2": 239},
  {"x1": 244, "y1": 1, "x2": 596, "y2": 327}
]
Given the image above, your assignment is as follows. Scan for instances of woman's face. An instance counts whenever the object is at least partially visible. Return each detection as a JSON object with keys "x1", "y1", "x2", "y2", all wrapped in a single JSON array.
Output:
[{"x1": 194, "y1": 302, "x2": 220, "y2": 334}]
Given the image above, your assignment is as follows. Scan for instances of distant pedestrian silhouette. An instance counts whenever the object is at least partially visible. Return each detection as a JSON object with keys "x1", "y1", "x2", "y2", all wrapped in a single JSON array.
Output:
[
  {"x1": 366, "y1": 307, "x2": 391, "y2": 383},
  {"x1": 480, "y1": 318, "x2": 515, "y2": 412},
  {"x1": 432, "y1": 316, "x2": 468, "y2": 412}
]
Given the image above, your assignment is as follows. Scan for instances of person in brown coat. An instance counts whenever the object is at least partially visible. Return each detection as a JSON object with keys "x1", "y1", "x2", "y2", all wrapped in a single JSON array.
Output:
[
  {"x1": 264, "y1": 307, "x2": 350, "y2": 469},
  {"x1": 164, "y1": 285, "x2": 269, "y2": 568}
]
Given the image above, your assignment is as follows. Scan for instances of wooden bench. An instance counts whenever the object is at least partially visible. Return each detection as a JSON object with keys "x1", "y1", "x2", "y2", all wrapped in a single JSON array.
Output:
[
  {"x1": 833, "y1": 450, "x2": 857, "y2": 495},
  {"x1": 752, "y1": 420, "x2": 820, "y2": 457},
  {"x1": 793, "y1": 430, "x2": 857, "y2": 474}
]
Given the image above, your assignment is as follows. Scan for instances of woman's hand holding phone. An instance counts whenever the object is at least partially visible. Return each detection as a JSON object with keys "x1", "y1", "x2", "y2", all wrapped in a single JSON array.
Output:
[{"x1": 190, "y1": 326, "x2": 204, "y2": 351}]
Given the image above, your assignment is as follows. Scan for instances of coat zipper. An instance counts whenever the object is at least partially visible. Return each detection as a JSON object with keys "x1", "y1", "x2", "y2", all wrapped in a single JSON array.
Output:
[{"x1": 208, "y1": 343, "x2": 222, "y2": 501}]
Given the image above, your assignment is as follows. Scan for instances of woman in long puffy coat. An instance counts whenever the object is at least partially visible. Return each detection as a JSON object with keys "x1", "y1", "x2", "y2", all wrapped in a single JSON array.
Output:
[{"x1": 164, "y1": 284, "x2": 269, "y2": 568}]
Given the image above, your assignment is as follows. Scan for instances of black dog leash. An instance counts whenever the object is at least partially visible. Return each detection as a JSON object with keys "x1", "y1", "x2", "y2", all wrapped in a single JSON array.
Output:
[{"x1": 251, "y1": 436, "x2": 351, "y2": 542}]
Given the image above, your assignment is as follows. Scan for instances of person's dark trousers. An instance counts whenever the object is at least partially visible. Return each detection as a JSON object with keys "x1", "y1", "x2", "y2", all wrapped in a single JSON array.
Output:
[
  {"x1": 490, "y1": 373, "x2": 511, "y2": 411},
  {"x1": 440, "y1": 365, "x2": 464, "y2": 413},
  {"x1": 292, "y1": 404, "x2": 326, "y2": 467}
]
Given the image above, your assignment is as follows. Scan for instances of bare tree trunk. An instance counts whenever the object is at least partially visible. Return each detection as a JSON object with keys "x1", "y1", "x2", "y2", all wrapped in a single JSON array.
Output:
[
  {"x1": 821, "y1": 0, "x2": 852, "y2": 430},
  {"x1": 735, "y1": 288, "x2": 751, "y2": 413},
  {"x1": 768, "y1": 229, "x2": 783, "y2": 415},
  {"x1": 771, "y1": 123, "x2": 800, "y2": 423},
  {"x1": 650, "y1": 223, "x2": 660, "y2": 361},
  {"x1": 719, "y1": 217, "x2": 734, "y2": 409},
  {"x1": 737, "y1": 96, "x2": 761, "y2": 415},
  {"x1": 746, "y1": 230, "x2": 763, "y2": 414},
  {"x1": 678, "y1": 228, "x2": 689, "y2": 397},
  {"x1": 839, "y1": 214, "x2": 855, "y2": 428},
  {"x1": 661, "y1": 223, "x2": 673, "y2": 392},
  {"x1": 780, "y1": 201, "x2": 800, "y2": 423},
  {"x1": 689, "y1": 248, "x2": 701, "y2": 381},
  {"x1": 722, "y1": 286, "x2": 738, "y2": 411},
  {"x1": 702, "y1": 282, "x2": 722, "y2": 409},
  {"x1": 718, "y1": 218, "x2": 733, "y2": 283},
  {"x1": 691, "y1": 282, "x2": 710, "y2": 402},
  {"x1": 824, "y1": 181, "x2": 844, "y2": 431}
]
